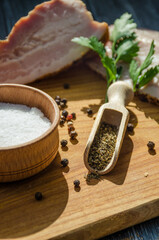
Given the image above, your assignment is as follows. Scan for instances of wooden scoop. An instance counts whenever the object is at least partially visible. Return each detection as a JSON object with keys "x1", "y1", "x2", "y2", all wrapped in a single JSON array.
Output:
[{"x1": 84, "y1": 81, "x2": 134, "y2": 175}]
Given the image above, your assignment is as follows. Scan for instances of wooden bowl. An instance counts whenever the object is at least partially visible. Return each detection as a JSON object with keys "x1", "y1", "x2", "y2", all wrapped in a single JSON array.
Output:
[{"x1": 0, "y1": 84, "x2": 60, "y2": 182}]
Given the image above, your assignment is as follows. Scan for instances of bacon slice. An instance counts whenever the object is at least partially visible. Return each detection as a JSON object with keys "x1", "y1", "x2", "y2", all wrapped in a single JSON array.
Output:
[
  {"x1": 86, "y1": 27, "x2": 159, "y2": 105},
  {"x1": 0, "y1": 0, "x2": 108, "y2": 84}
]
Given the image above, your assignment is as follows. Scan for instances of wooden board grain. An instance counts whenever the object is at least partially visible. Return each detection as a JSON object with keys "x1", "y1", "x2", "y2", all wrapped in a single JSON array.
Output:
[{"x1": 0, "y1": 64, "x2": 159, "y2": 240}]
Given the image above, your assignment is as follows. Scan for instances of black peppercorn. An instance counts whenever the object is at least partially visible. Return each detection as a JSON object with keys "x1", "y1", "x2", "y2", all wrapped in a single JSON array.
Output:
[
  {"x1": 60, "y1": 139, "x2": 68, "y2": 147},
  {"x1": 55, "y1": 96, "x2": 61, "y2": 101},
  {"x1": 87, "y1": 108, "x2": 93, "y2": 115},
  {"x1": 68, "y1": 126, "x2": 75, "y2": 133},
  {"x1": 35, "y1": 192, "x2": 43, "y2": 201},
  {"x1": 147, "y1": 141, "x2": 155, "y2": 150},
  {"x1": 63, "y1": 83, "x2": 70, "y2": 89},
  {"x1": 71, "y1": 112, "x2": 76, "y2": 119},
  {"x1": 127, "y1": 123, "x2": 134, "y2": 132},
  {"x1": 60, "y1": 102, "x2": 65, "y2": 108},
  {"x1": 69, "y1": 130, "x2": 77, "y2": 139},
  {"x1": 61, "y1": 158, "x2": 69, "y2": 167},
  {"x1": 60, "y1": 119, "x2": 65, "y2": 125},
  {"x1": 73, "y1": 180, "x2": 80, "y2": 187},
  {"x1": 62, "y1": 110, "x2": 68, "y2": 118},
  {"x1": 55, "y1": 99, "x2": 60, "y2": 105},
  {"x1": 61, "y1": 98, "x2": 67, "y2": 105},
  {"x1": 61, "y1": 115, "x2": 66, "y2": 120}
]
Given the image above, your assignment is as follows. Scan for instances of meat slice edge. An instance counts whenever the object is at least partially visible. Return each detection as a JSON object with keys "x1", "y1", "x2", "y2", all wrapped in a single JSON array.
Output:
[{"x1": 0, "y1": 0, "x2": 108, "y2": 84}]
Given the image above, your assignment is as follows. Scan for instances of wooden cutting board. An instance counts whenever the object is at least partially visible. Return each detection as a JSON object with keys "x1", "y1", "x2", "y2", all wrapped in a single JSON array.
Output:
[{"x1": 0, "y1": 64, "x2": 159, "y2": 240}]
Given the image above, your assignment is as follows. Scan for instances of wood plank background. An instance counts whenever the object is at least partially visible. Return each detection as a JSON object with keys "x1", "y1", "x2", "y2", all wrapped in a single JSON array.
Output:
[
  {"x1": 0, "y1": 1, "x2": 159, "y2": 239},
  {"x1": 0, "y1": 63, "x2": 159, "y2": 240}
]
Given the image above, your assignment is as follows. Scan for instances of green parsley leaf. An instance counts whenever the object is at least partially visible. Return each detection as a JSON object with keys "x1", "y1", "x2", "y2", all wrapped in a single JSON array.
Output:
[
  {"x1": 71, "y1": 36, "x2": 92, "y2": 48},
  {"x1": 138, "y1": 40, "x2": 155, "y2": 74},
  {"x1": 129, "y1": 40, "x2": 159, "y2": 91},
  {"x1": 115, "y1": 39, "x2": 139, "y2": 63},
  {"x1": 101, "y1": 56, "x2": 116, "y2": 85},
  {"x1": 72, "y1": 36, "x2": 106, "y2": 58},
  {"x1": 111, "y1": 13, "x2": 137, "y2": 43},
  {"x1": 138, "y1": 66, "x2": 159, "y2": 88},
  {"x1": 129, "y1": 59, "x2": 139, "y2": 85},
  {"x1": 111, "y1": 13, "x2": 138, "y2": 61}
]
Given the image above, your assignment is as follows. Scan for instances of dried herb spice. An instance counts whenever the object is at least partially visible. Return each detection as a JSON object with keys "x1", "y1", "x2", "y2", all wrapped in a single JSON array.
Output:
[
  {"x1": 88, "y1": 122, "x2": 118, "y2": 171},
  {"x1": 84, "y1": 172, "x2": 100, "y2": 182}
]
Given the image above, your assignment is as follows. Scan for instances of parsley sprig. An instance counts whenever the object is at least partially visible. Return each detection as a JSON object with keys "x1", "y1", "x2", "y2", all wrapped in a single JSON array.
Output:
[
  {"x1": 111, "y1": 13, "x2": 139, "y2": 63},
  {"x1": 72, "y1": 13, "x2": 138, "y2": 101},
  {"x1": 129, "y1": 40, "x2": 159, "y2": 91},
  {"x1": 72, "y1": 13, "x2": 159, "y2": 101}
]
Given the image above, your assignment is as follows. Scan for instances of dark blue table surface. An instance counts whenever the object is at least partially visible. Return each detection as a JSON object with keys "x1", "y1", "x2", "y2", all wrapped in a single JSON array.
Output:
[{"x1": 0, "y1": 1, "x2": 159, "y2": 239}]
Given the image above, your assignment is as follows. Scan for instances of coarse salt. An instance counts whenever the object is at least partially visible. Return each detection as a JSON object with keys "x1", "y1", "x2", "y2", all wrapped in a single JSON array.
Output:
[{"x1": 0, "y1": 103, "x2": 51, "y2": 147}]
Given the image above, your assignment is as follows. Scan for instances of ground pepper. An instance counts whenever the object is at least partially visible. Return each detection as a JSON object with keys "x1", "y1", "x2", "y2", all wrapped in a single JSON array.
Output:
[{"x1": 88, "y1": 122, "x2": 118, "y2": 171}]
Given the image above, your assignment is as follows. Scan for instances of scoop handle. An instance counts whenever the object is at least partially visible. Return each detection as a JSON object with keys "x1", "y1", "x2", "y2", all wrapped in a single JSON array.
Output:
[{"x1": 107, "y1": 81, "x2": 134, "y2": 106}]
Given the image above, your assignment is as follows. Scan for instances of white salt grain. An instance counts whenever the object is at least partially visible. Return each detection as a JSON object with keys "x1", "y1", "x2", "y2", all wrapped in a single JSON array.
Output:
[{"x1": 0, "y1": 103, "x2": 51, "y2": 147}]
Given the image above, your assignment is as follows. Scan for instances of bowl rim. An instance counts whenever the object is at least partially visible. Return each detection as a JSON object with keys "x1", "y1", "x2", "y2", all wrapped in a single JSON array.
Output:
[{"x1": 0, "y1": 83, "x2": 60, "y2": 150}]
